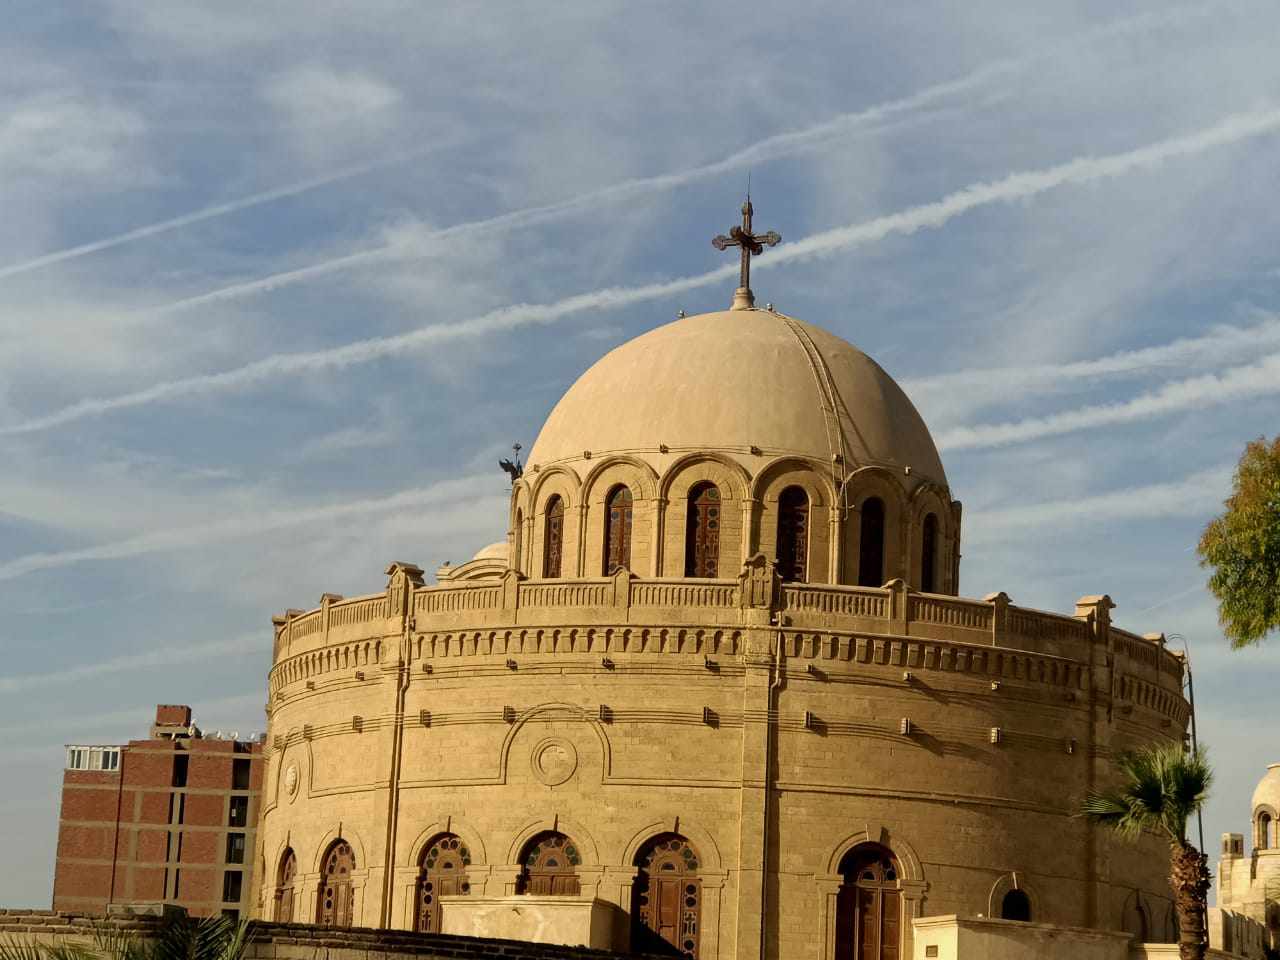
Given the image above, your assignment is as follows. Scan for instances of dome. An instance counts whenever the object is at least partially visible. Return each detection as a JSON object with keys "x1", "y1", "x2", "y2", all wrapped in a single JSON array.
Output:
[
  {"x1": 1252, "y1": 763, "x2": 1280, "y2": 812},
  {"x1": 473, "y1": 541, "x2": 509, "y2": 561},
  {"x1": 528, "y1": 307, "x2": 947, "y2": 487}
]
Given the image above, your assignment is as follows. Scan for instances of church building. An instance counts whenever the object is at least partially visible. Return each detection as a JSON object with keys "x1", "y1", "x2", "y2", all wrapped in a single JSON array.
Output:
[{"x1": 253, "y1": 204, "x2": 1192, "y2": 959}]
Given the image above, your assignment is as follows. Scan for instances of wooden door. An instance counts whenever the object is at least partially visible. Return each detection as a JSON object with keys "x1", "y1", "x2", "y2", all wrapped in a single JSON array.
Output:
[
  {"x1": 415, "y1": 835, "x2": 471, "y2": 932},
  {"x1": 544, "y1": 497, "x2": 564, "y2": 578},
  {"x1": 836, "y1": 846, "x2": 901, "y2": 960},
  {"x1": 519, "y1": 832, "x2": 581, "y2": 896},
  {"x1": 276, "y1": 849, "x2": 296, "y2": 922},
  {"x1": 317, "y1": 840, "x2": 355, "y2": 927},
  {"x1": 633, "y1": 834, "x2": 701, "y2": 958}
]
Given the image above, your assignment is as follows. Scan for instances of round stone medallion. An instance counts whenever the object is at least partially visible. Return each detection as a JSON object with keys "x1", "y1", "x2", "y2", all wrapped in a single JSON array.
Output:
[
  {"x1": 531, "y1": 738, "x2": 577, "y2": 786},
  {"x1": 284, "y1": 762, "x2": 300, "y2": 800}
]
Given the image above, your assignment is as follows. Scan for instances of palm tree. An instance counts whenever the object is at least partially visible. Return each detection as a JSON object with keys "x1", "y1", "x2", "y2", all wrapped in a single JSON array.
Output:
[
  {"x1": 0, "y1": 914, "x2": 248, "y2": 960},
  {"x1": 1083, "y1": 743, "x2": 1213, "y2": 960}
]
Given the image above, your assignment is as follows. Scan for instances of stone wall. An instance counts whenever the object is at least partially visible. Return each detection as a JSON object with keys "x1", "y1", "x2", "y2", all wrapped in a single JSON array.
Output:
[{"x1": 0, "y1": 911, "x2": 665, "y2": 960}]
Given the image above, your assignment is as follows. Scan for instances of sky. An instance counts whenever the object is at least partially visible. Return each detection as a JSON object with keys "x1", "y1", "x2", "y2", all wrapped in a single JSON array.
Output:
[{"x1": 2, "y1": 0, "x2": 1278, "y2": 910}]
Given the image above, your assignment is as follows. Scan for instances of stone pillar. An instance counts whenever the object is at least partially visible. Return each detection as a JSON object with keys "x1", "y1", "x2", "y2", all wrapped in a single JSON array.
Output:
[
  {"x1": 734, "y1": 620, "x2": 774, "y2": 960},
  {"x1": 985, "y1": 592, "x2": 1010, "y2": 646},
  {"x1": 1076, "y1": 593, "x2": 1115, "y2": 930}
]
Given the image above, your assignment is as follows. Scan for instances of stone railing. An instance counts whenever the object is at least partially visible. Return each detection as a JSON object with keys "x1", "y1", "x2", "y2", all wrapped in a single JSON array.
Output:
[{"x1": 269, "y1": 568, "x2": 1186, "y2": 693}]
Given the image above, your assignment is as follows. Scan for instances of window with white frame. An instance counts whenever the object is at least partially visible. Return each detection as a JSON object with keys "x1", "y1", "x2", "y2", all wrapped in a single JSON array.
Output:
[{"x1": 66, "y1": 746, "x2": 121, "y2": 771}]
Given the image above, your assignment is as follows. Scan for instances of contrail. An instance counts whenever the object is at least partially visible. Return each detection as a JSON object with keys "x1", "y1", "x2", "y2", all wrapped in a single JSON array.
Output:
[
  {"x1": 938, "y1": 352, "x2": 1280, "y2": 451},
  {"x1": 0, "y1": 473, "x2": 503, "y2": 583},
  {"x1": 5, "y1": 105, "x2": 1279, "y2": 437},
  {"x1": 901, "y1": 314, "x2": 1280, "y2": 403},
  {"x1": 0, "y1": 146, "x2": 451, "y2": 281},
  {"x1": 127, "y1": 3, "x2": 1225, "y2": 318}
]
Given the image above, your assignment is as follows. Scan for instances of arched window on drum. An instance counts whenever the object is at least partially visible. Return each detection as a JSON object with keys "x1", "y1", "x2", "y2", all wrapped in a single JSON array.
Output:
[
  {"x1": 835, "y1": 843, "x2": 901, "y2": 960},
  {"x1": 603, "y1": 485, "x2": 633, "y2": 575},
  {"x1": 776, "y1": 486, "x2": 809, "y2": 583},
  {"x1": 315, "y1": 839, "x2": 355, "y2": 927},
  {"x1": 920, "y1": 512, "x2": 939, "y2": 593},
  {"x1": 415, "y1": 834, "x2": 471, "y2": 933},
  {"x1": 685, "y1": 482, "x2": 721, "y2": 578},
  {"x1": 858, "y1": 497, "x2": 886, "y2": 588},
  {"x1": 632, "y1": 833, "x2": 702, "y2": 959},
  {"x1": 1258, "y1": 811, "x2": 1273, "y2": 849},
  {"x1": 514, "y1": 508, "x2": 524, "y2": 574},
  {"x1": 517, "y1": 831, "x2": 581, "y2": 896},
  {"x1": 543, "y1": 495, "x2": 565, "y2": 578},
  {"x1": 274, "y1": 848, "x2": 296, "y2": 922}
]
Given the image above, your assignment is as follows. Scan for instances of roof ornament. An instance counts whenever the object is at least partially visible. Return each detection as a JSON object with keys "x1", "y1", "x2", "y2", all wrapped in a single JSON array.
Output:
[
  {"x1": 499, "y1": 442, "x2": 524, "y2": 484},
  {"x1": 712, "y1": 192, "x2": 780, "y2": 310}
]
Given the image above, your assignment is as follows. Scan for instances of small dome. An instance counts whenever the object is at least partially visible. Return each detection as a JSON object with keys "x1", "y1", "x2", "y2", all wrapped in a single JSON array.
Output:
[
  {"x1": 1252, "y1": 763, "x2": 1280, "y2": 813},
  {"x1": 528, "y1": 308, "x2": 946, "y2": 487},
  {"x1": 473, "y1": 541, "x2": 509, "y2": 562}
]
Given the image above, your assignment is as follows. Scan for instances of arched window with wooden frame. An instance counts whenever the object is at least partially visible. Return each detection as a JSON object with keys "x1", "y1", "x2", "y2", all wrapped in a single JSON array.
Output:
[
  {"x1": 632, "y1": 833, "x2": 702, "y2": 959},
  {"x1": 920, "y1": 512, "x2": 939, "y2": 593},
  {"x1": 315, "y1": 839, "x2": 355, "y2": 928},
  {"x1": 858, "y1": 497, "x2": 886, "y2": 588},
  {"x1": 603, "y1": 485, "x2": 634, "y2": 575},
  {"x1": 275, "y1": 847, "x2": 297, "y2": 922},
  {"x1": 414, "y1": 833, "x2": 472, "y2": 933},
  {"x1": 543, "y1": 496, "x2": 564, "y2": 578},
  {"x1": 835, "y1": 843, "x2": 901, "y2": 960},
  {"x1": 776, "y1": 486, "x2": 809, "y2": 583},
  {"x1": 517, "y1": 831, "x2": 581, "y2": 896},
  {"x1": 1000, "y1": 888, "x2": 1031, "y2": 922},
  {"x1": 1259, "y1": 811, "x2": 1273, "y2": 850},
  {"x1": 684, "y1": 482, "x2": 721, "y2": 578}
]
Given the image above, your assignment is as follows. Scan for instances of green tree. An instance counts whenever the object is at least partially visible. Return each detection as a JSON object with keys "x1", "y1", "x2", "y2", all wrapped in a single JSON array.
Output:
[
  {"x1": 1083, "y1": 743, "x2": 1213, "y2": 960},
  {"x1": 1198, "y1": 435, "x2": 1280, "y2": 648},
  {"x1": 0, "y1": 914, "x2": 248, "y2": 960}
]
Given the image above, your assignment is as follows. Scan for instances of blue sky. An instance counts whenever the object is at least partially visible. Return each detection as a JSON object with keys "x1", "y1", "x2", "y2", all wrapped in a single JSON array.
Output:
[{"x1": 2, "y1": 0, "x2": 1278, "y2": 908}]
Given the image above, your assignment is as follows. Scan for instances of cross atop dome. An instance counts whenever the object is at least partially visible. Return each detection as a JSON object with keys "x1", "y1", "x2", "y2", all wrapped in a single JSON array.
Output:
[{"x1": 712, "y1": 197, "x2": 781, "y2": 310}]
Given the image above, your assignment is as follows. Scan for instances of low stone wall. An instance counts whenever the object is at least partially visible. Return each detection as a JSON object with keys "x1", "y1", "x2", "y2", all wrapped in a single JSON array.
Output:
[{"x1": 0, "y1": 911, "x2": 664, "y2": 960}]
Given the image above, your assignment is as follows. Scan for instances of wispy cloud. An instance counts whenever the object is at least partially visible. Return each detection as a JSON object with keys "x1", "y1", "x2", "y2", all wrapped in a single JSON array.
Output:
[
  {"x1": 938, "y1": 352, "x2": 1280, "y2": 451},
  {"x1": 105, "y1": 4, "x2": 1221, "y2": 318},
  {"x1": 0, "y1": 635, "x2": 262, "y2": 695},
  {"x1": 0, "y1": 145, "x2": 451, "y2": 280},
  {"x1": 902, "y1": 314, "x2": 1280, "y2": 408},
  {"x1": 965, "y1": 465, "x2": 1232, "y2": 544},
  {"x1": 0, "y1": 474, "x2": 501, "y2": 582},
  {"x1": 5, "y1": 105, "x2": 1280, "y2": 437}
]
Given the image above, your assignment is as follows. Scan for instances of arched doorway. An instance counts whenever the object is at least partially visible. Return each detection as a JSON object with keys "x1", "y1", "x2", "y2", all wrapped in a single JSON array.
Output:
[
  {"x1": 632, "y1": 833, "x2": 702, "y2": 958},
  {"x1": 275, "y1": 848, "x2": 296, "y2": 922},
  {"x1": 776, "y1": 486, "x2": 809, "y2": 583},
  {"x1": 517, "y1": 831, "x2": 581, "y2": 895},
  {"x1": 316, "y1": 839, "x2": 355, "y2": 927},
  {"x1": 1000, "y1": 888, "x2": 1031, "y2": 921},
  {"x1": 920, "y1": 513, "x2": 938, "y2": 593},
  {"x1": 858, "y1": 498, "x2": 885, "y2": 588},
  {"x1": 415, "y1": 833, "x2": 472, "y2": 933},
  {"x1": 685, "y1": 482, "x2": 721, "y2": 578},
  {"x1": 543, "y1": 496, "x2": 564, "y2": 578},
  {"x1": 603, "y1": 485, "x2": 633, "y2": 574},
  {"x1": 835, "y1": 844, "x2": 901, "y2": 960},
  {"x1": 1121, "y1": 892, "x2": 1149, "y2": 941}
]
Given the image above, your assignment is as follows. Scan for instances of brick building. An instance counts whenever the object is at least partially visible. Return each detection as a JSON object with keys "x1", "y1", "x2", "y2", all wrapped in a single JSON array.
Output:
[{"x1": 53, "y1": 704, "x2": 263, "y2": 918}]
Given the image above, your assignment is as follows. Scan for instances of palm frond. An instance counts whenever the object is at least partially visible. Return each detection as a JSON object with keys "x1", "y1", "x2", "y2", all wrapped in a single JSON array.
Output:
[
  {"x1": 92, "y1": 923, "x2": 146, "y2": 960},
  {"x1": 0, "y1": 937, "x2": 53, "y2": 960},
  {"x1": 1083, "y1": 743, "x2": 1212, "y2": 844},
  {"x1": 44, "y1": 945, "x2": 101, "y2": 960}
]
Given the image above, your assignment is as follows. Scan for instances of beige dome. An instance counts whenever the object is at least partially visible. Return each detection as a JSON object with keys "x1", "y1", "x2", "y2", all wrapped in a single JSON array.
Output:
[
  {"x1": 528, "y1": 308, "x2": 947, "y2": 486},
  {"x1": 1252, "y1": 763, "x2": 1280, "y2": 812},
  {"x1": 473, "y1": 541, "x2": 509, "y2": 561}
]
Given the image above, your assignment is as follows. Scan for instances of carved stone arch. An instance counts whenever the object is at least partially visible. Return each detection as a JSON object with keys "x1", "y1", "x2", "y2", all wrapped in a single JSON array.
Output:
[
  {"x1": 748, "y1": 455, "x2": 834, "y2": 506},
  {"x1": 528, "y1": 463, "x2": 583, "y2": 506},
  {"x1": 658, "y1": 452, "x2": 751, "y2": 503},
  {"x1": 311, "y1": 825, "x2": 368, "y2": 875},
  {"x1": 510, "y1": 482, "x2": 533, "y2": 575},
  {"x1": 496, "y1": 701, "x2": 613, "y2": 784},
  {"x1": 582, "y1": 455, "x2": 660, "y2": 504},
  {"x1": 659, "y1": 453, "x2": 751, "y2": 578},
  {"x1": 986, "y1": 872, "x2": 1040, "y2": 921},
  {"x1": 907, "y1": 482, "x2": 954, "y2": 595},
  {"x1": 820, "y1": 826, "x2": 926, "y2": 960},
  {"x1": 840, "y1": 466, "x2": 910, "y2": 587},
  {"x1": 402, "y1": 818, "x2": 488, "y2": 868},
  {"x1": 506, "y1": 816, "x2": 601, "y2": 867},
  {"x1": 1254, "y1": 804, "x2": 1278, "y2": 848},
  {"x1": 1120, "y1": 888, "x2": 1152, "y2": 940},
  {"x1": 620, "y1": 817, "x2": 726, "y2": 874},
  {"x1": 824, "y1": 825, "x2": 923, "y2": 881},
  {"x1": 750, "y1": 456, "x2": 835, "y2": 585},
  {"x1": 528, "y1": 467, "x2": 581, "y2": 579}
]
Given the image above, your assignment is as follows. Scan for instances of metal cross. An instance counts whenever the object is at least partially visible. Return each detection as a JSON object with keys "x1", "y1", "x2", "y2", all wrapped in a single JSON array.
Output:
[{"x1": 712, "y1": 198, "x2": 780, "y2": 309}]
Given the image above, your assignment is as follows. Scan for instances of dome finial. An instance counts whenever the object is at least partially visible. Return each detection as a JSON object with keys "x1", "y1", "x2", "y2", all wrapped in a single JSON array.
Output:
[{"x1": 712, "y1": 192, "x2": 781, "y2": 310}]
